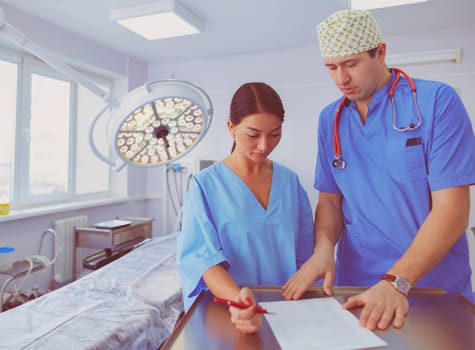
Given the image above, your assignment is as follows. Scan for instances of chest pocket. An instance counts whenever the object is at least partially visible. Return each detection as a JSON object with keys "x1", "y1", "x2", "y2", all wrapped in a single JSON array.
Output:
[{"x1": 385, "y1": 136, "x2": 427, "y2": 182}]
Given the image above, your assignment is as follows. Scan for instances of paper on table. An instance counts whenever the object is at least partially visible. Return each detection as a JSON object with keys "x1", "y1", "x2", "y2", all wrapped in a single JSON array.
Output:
[
  {"x1": 94, "y1": 219, "x2": 132, "y2": 229},
  {"x1": 260, "y1": 297, "x2": 387, "y2": 350}
]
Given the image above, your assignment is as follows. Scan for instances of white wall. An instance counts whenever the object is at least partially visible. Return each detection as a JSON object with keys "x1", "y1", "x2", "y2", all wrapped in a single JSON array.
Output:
[{"x1": 149, "y1": 28, "x2": 475, "y2": 286}]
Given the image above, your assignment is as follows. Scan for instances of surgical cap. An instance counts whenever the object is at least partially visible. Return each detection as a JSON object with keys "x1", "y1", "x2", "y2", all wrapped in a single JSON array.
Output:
[{"x1": 316, "y1": 9, "x2": 383, "y2": 59}]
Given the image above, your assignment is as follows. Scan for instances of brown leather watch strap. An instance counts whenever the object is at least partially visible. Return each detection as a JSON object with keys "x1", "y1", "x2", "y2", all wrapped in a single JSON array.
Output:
[
  {"x1": 381, "y1": 273, "x2": 396, "y2": 282},
  {"x1": 381, "y1": 273, "x2": 411, "y2": 296}
]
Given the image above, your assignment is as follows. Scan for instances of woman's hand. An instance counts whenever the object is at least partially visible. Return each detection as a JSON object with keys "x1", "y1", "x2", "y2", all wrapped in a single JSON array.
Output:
[{"x1": 228, "y1": 287, "x2": 263, "y2": 333}]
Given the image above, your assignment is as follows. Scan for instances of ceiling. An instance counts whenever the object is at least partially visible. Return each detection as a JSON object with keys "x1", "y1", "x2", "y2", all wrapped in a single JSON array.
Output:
[{"x1": 1, "y1": 0, "x2": 475, "y2": 64}]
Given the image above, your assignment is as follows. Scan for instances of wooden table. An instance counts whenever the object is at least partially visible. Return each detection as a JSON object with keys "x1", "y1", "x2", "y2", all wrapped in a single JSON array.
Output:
[
  {"x1": 73, "y1": 217, "x2": 153, "y2": 279},
  {"x1": 160, "y1": 286, "x2": 475, "y2": 350}
]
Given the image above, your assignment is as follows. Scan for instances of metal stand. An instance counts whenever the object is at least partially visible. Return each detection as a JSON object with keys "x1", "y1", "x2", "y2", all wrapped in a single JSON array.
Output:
[{"x1": 0, "y1": 229, "x2": 57, "y2": 312}]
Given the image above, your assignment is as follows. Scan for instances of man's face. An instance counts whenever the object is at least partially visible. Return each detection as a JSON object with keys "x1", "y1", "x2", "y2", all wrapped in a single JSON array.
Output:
[{"x1": 323, "y1": 44, "x2": 387, "y2": 105}]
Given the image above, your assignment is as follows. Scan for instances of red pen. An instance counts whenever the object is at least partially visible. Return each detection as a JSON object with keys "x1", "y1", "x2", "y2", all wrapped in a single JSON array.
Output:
[{"x1": 213, "y1": 296, "x2": 272, "y2": 314}]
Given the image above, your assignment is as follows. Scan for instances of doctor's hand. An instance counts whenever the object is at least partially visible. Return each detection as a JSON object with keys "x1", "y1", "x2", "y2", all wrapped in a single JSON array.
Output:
[
  {"x1": 282, "y1": 251, "x2": 335, "y2": 300},
  {"x1": 229, "y1": 287, "x2": 263, "y2": 334},
  {"x1": 342, "y1": 280, "x2": 409, "y2": 330}
]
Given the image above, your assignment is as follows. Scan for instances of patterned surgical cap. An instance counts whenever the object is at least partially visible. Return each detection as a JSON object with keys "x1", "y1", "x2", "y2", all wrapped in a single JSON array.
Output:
[{"x1": 317, "y1": 9, "x2": 383, "y2": 59}]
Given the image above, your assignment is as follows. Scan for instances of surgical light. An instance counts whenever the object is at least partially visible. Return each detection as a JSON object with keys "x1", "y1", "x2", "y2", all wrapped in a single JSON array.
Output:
[
  {"x1": 0, "y1": 6, "x2": 213, "y2": 171},
  {"x1": 110, "y1": 0, "x2": 204, "y2": 40},
  {"x1": 92, "y1": 79, "x2": 212, "y2": 169}
]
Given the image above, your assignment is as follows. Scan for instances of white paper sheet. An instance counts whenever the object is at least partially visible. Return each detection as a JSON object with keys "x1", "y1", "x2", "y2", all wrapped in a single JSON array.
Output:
[{"x1": 260, "y1": 297, "x2": 387, "y2": 350}]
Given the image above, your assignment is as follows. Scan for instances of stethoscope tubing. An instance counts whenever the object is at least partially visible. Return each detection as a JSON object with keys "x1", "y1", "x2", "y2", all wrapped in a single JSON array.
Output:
[
  {"x1": 332, "y1": 68, "x2": 422, "y2": 170},
  {"x1": 332, "y1": 97, "x2": 347, "y2": 169}
]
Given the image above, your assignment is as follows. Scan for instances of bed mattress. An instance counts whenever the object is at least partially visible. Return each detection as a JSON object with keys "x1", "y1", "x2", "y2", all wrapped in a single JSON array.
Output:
[{"x1": 0, "y1": 232, "x2": 183, "y2": 350}]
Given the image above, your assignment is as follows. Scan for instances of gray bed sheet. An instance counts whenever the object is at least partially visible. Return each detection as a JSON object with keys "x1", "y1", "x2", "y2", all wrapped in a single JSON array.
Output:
[{"x1": 0, "y1": 232, "x2": 183, "y2": 350}]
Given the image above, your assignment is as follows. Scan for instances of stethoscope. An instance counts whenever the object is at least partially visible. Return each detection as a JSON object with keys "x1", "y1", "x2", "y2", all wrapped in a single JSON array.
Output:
[{"x1": 332, "y1": 68, "x2": 423, "y2": 170}]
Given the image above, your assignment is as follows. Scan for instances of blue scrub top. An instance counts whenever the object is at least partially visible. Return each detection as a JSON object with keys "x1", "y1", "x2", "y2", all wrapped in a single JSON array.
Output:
[
  {"x1": 177, "y1": 161, "x2": 315, "y2": 310},
  {"x1": 314, "y1": 71, "x2": 475, "y2": 301}
]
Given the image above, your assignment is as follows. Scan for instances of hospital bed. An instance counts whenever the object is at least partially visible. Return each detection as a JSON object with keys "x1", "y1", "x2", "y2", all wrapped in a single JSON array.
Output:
[{"x1": 0, "y1": 232, "x2": 183, "y2": 350}]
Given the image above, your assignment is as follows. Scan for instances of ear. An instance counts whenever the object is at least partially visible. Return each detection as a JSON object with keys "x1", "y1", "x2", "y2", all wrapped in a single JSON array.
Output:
[
  {"x1": 377, "y1": 43, "x2": 387, "y2": 60},
  {"x1": 227, "y1": 119, "x2": 236, "y2": 137}
]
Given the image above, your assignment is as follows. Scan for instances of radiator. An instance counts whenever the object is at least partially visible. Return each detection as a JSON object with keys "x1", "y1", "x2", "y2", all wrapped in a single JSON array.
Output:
[{"x1": 53, "y1": 215, "x2": 88, "y2": 283}]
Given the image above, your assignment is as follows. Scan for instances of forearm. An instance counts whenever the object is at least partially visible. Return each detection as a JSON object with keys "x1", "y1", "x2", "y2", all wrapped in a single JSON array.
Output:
[
  {"x1": 388, "y1": 186, "x2": 470, "y2": 286},
  {"x1": 314, "y1": 192, "x2": 344, "y2": 255},
  {"x1": 282, "y1": 192, "x2": 343, "y2": 298},
  {"x1": 204, "y1": 267, "x2": 262, "y2": 334},
  {"x1": 203, "y1": 264, "x2": 241, "y2": 300}
]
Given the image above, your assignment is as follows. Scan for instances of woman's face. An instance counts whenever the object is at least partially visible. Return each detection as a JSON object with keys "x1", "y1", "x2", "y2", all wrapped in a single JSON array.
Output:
[{"x1": 228, "y1": 112, "x2": 282, "y2": 163}]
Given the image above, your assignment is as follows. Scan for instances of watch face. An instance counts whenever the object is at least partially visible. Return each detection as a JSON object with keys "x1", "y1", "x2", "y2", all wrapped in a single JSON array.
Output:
[{"x1": 395, "y1": 277, "x2": 411, "y2": 295}]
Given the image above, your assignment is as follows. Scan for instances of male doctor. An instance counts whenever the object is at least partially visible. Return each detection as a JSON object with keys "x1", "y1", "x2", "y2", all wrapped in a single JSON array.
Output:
[{"x1": 283, "y1": 9, "x2": 475, "y2": 331}]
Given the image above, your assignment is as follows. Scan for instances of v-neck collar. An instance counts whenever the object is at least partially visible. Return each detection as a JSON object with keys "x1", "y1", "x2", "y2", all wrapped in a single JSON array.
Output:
[{"x1": 218, "y1": 161, "x2": 276, "y2": 213}]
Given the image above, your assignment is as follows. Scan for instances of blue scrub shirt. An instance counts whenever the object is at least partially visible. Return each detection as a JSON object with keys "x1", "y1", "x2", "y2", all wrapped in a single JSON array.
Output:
[
  {"x1": 315, "y1": 71, "x2": 475, "y2": 301},
  {"x1": 177, "y1": 161, "x2": 315, "y2": 310}
]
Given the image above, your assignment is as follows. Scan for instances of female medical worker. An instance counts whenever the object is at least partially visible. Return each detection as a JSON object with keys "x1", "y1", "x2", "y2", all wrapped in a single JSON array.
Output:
[
  {"x1": 177, "y1": 82, "x2": 314, "y2": 333},
  {"x1": 283, "y1": 9, "x2": 475, "y2": 331}
]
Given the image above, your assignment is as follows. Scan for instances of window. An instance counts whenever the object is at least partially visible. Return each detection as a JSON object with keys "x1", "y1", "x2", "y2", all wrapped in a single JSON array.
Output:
[
  {"x1": 0, "y1": 58, "x2": 17, "y2": 205},
  {"x1": 27, "y1": 68, "x2": 71, "y2": 198},
  {"x1": 0, "y1": 48, "x2": 113, "y2": 210}
]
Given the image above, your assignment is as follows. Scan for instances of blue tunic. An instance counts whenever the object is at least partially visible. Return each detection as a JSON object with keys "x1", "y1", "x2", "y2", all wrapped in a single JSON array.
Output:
[
  {"x1": 177, "y1": 161, "x2": 315, "y2": 310},
  {"x1": 314, "y1": 71, "x2": 475, "y2": 301}
]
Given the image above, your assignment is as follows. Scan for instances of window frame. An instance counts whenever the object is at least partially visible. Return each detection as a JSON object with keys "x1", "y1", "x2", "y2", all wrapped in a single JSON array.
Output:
[
  {"x1": 1, "y1": 46, "x2": 115, "y2": 210},
  {"x1": 15, "y1": 55, "x2": 77, "y2": 206}
]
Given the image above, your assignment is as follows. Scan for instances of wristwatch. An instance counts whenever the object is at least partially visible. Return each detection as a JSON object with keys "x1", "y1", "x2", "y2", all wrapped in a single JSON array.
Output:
[{"x1": 381, "y1": 274, "x2": 411, "y2": 296}]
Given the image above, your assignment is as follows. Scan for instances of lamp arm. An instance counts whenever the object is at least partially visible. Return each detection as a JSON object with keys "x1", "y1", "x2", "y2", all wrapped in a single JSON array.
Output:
[
  {"x1": 0, "y1": 7, "x2": 118, "y2": 107},
  {"x1": 88, "y1": 105, "x2": 126, "y2": 171},
  {"x1": 180, "y1": 78, "x2": 214, "y2": 137}
]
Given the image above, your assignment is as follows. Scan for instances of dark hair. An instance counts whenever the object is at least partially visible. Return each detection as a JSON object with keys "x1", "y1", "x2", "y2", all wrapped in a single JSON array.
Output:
[{"x1": 229, "y1": 82, "x2": 285, "y2": 152}]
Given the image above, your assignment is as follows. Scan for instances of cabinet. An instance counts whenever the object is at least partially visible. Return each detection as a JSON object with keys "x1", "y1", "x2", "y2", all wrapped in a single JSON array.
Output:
[{"x1": 73, "y1": 217, "x2": 153, "y2": 279}]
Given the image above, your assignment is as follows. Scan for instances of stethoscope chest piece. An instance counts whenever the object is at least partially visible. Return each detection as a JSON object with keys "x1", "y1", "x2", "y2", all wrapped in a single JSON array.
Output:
[{"x1": 332, "y1": 157, "x2": 346, "y2": 170}]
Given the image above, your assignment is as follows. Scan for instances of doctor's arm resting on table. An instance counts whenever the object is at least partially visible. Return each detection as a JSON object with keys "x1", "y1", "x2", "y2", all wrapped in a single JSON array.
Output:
[
  {"x1": 176, "y1": 82, "x2": 315, "y2": 334},
  {"x1": 285, "y1": 188, "x2": 470, "y2": 330},
  {"x1": 283, "y1": 9, "x2": 475, "y2": 331},
  {"x1": 283, "y1": 192, "x2": 343, "y2": 298}
]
